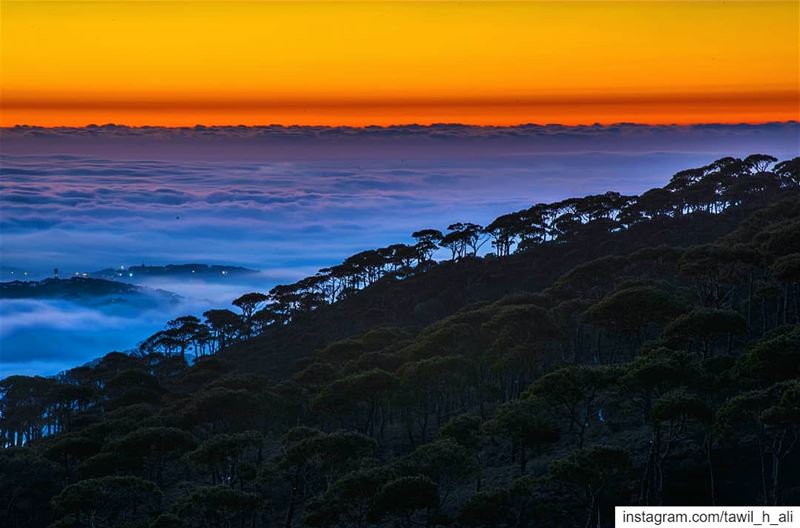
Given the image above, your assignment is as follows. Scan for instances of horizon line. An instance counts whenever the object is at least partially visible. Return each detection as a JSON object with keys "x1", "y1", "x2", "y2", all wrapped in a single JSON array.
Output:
[{"x1": 3, "y1": 120, "x2": 799, "y2": 130}]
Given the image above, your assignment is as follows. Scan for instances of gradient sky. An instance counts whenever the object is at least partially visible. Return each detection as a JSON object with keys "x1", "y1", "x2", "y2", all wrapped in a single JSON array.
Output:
[
  {"x1": 1, "y1": 2, "x2": 799, "y2": 375},
  {"x1": 2, "y1": 1, "x2": 798, "y2": 126}
]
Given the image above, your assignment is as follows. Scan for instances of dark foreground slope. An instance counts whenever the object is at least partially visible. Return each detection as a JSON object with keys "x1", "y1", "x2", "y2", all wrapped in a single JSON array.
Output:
[
  {"x1": 1, "y1": 157, "x2": 799, "y2": 528},
  {"x1": 226, "y1": 203, "x2": 755, "y2": 380}
]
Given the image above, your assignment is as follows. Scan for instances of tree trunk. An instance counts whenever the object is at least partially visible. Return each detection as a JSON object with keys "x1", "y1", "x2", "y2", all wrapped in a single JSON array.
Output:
[
  {"x1": 705, "y1": 432, "x2": 716, "y2": 506},
  {"x1": 584, "y1": 492, "x2": 596, "y2": 528},
  {"x1": 771, "y1": 451, "x2": 780, "y2": 506},
  {"x1": 758, "y1": 436, "x2": 768, "y2": 505}
]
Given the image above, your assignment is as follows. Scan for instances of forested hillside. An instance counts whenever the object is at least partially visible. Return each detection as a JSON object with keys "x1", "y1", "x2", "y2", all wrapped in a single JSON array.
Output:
[{"x1": 2, "y1": 155, "x2": 799, "y2": 528}]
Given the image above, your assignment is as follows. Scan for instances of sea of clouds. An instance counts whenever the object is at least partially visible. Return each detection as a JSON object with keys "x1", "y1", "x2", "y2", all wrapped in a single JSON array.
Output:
[{"x1": 1, "y1": 123, "x2": 798, "y2": 375}]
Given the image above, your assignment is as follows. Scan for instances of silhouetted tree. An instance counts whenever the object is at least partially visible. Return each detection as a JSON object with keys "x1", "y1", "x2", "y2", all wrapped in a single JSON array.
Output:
[{"x1": 550, "y1": 446, "x2": 631, "y2": 528}]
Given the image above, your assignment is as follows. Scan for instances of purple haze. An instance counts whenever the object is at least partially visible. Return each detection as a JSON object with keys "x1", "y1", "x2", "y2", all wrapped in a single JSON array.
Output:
[{"x1": 1, "y1": 123, "x2": 798, "y2": 375}]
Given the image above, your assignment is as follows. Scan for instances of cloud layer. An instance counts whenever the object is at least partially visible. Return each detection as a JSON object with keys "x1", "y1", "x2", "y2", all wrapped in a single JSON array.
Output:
[
  {"x1": 1, "y1": 123, "x2": 798, "y2": 375},
  {"x1": 3, "y1": 122, "x2": 799, "y2": 160}
]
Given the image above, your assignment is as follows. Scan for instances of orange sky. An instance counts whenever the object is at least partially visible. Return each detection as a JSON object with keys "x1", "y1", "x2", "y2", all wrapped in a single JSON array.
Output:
[{"x1": 1, "y1": 1, "x2": 798, "y2": 127}]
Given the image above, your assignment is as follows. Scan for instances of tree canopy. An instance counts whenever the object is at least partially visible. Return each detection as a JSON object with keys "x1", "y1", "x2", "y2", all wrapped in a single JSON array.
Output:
[{"x1": 2, "y1": 155, "x2": 799, "y2": 527}]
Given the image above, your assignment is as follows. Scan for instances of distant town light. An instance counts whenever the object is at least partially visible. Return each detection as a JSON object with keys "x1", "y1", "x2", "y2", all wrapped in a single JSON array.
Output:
[{"x1": 129, "y1": 272, "x2": 134, "y2": 277}]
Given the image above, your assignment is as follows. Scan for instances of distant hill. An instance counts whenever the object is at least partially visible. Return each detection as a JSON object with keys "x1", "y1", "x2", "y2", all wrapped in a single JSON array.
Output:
[
  {"x1": 90, "y1": 263, "x2": 260, "y2": 281},
  {"x1": 0, "y1": 277, "x2": 179, "y2": 306}
]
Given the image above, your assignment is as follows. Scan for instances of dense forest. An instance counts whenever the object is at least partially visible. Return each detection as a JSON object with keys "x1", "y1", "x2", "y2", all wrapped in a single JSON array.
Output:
[{"x1": 2, "y1": 154, "x2": 799, "y2": 528}]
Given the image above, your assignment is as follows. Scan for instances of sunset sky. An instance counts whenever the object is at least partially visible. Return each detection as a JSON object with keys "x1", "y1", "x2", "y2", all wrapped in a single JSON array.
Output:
[{"x1": 1, "y1": 0, "x2": 798, "y2": 126}]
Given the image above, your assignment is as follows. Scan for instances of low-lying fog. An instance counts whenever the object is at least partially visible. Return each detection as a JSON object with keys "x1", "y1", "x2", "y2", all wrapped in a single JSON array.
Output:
[
  {"x1": 2, "y1": 123, "x2": 798, "y2": 376},
  {"x1": 0, "y1": 274, "x2": 277, "y2": 376}
]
